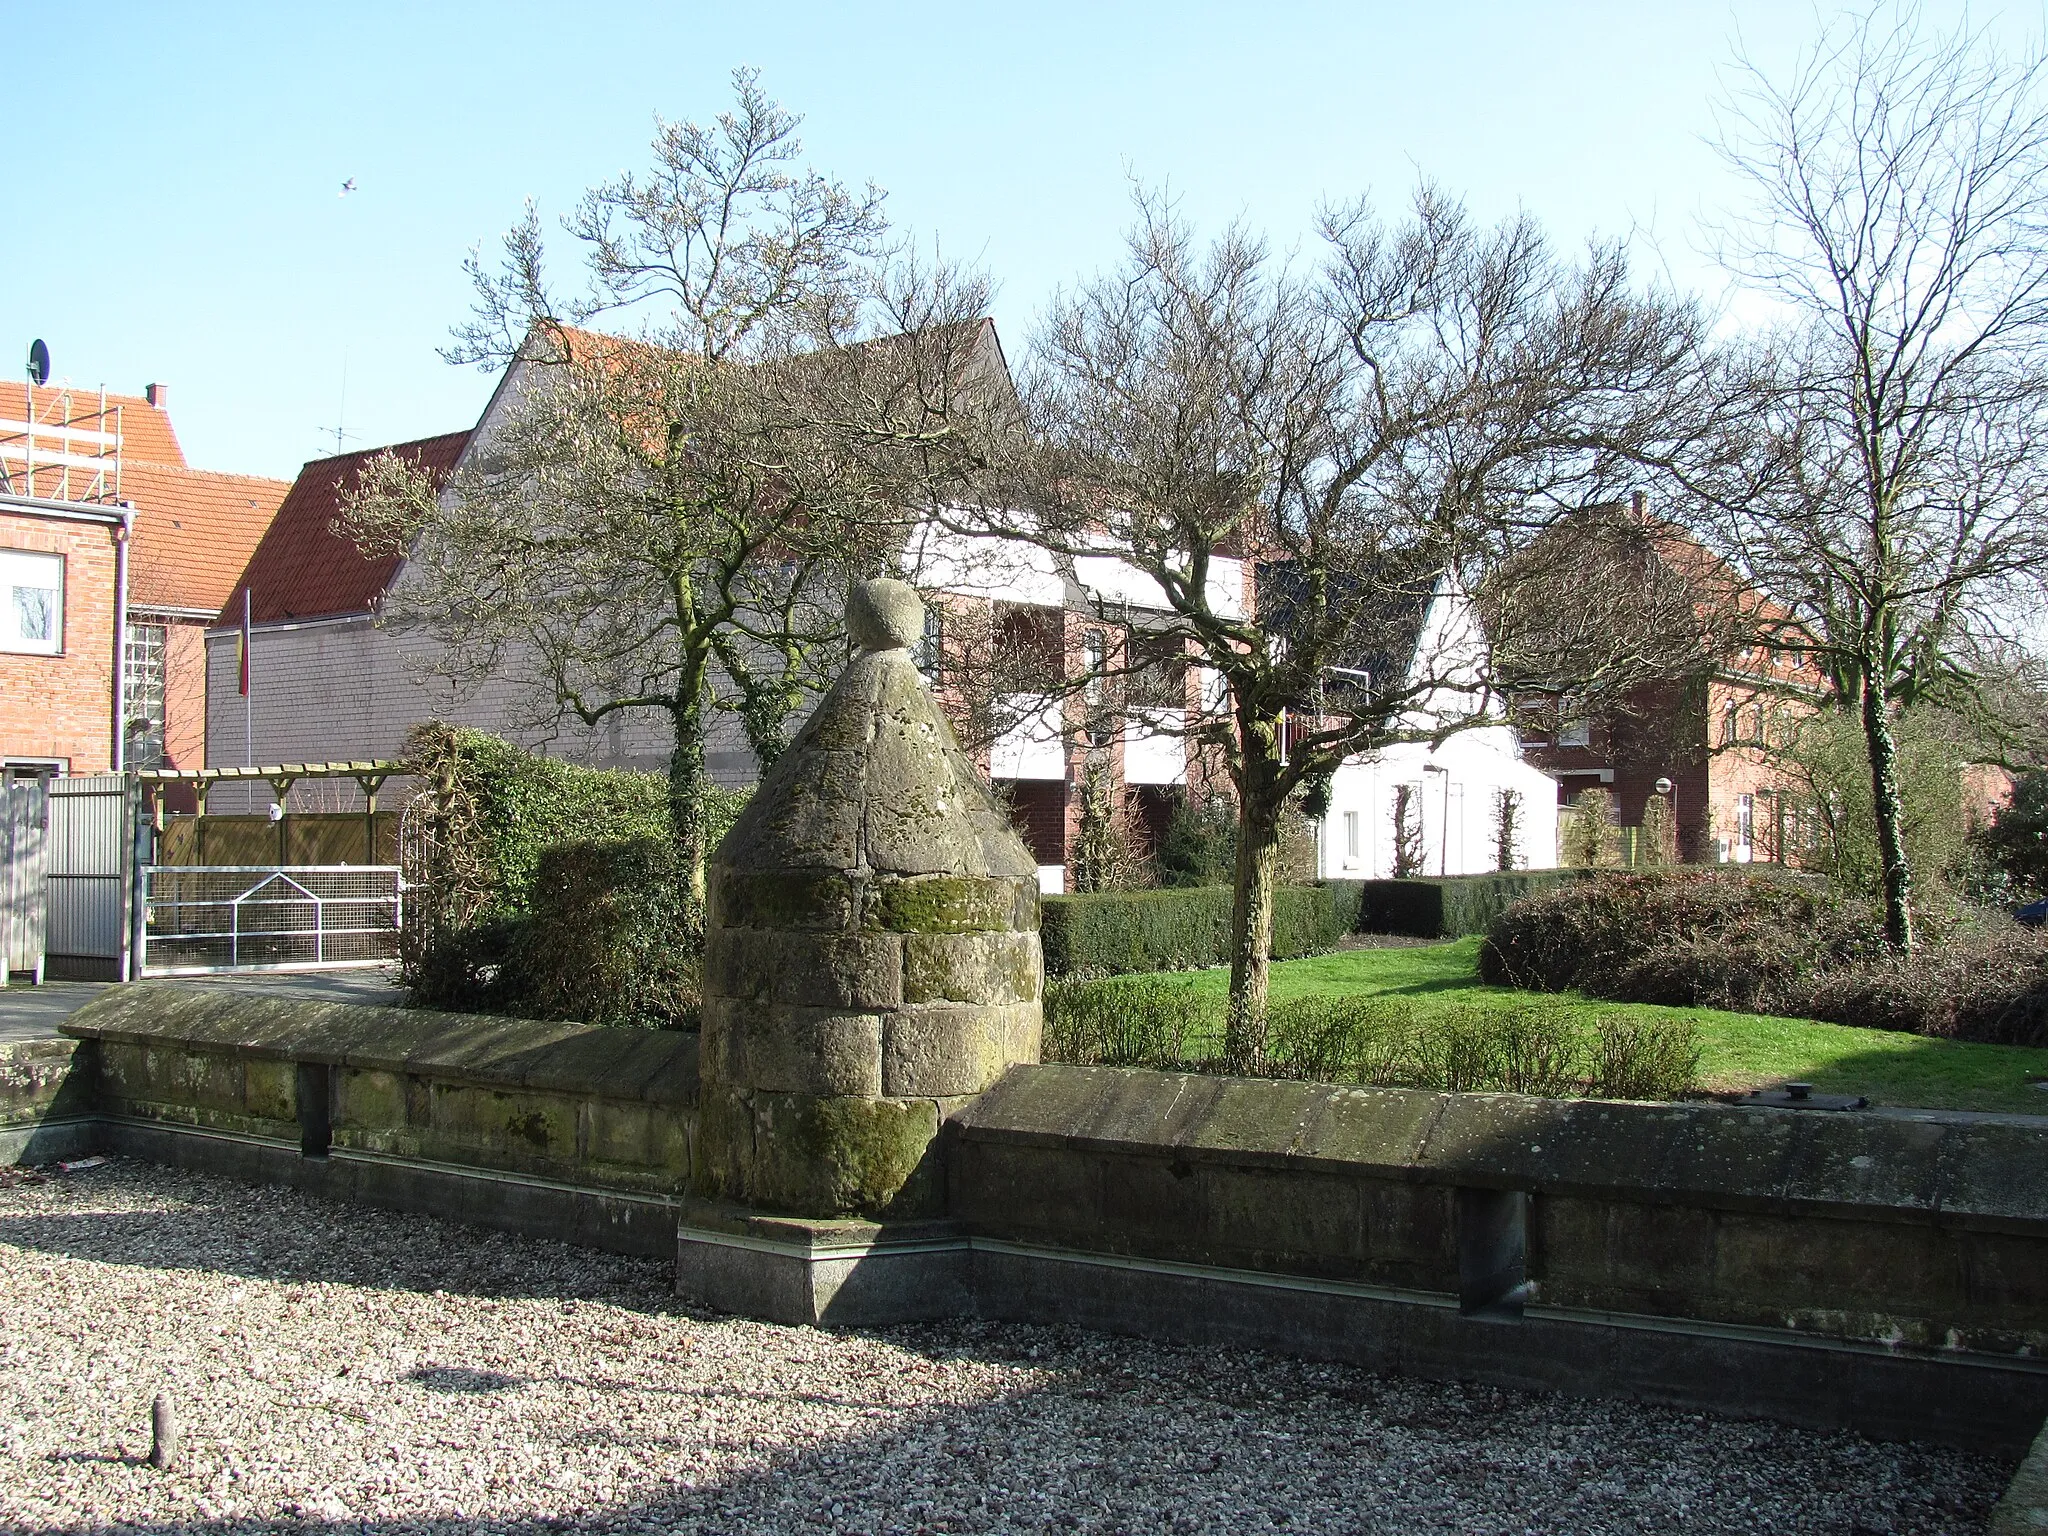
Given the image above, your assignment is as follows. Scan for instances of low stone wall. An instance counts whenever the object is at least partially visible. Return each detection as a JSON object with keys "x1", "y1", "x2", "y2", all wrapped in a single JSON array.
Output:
[
  {"x1": 0, "y1": 1038, "x2": 98, "y2": 1163},
  {"x1": 1992, "y1": 1418, "x2": 2048, "y2": 1534},
  {"x1": 51, "y1": 983, "x2": 699, "y2": 1255},
  {"x1": 10, "y1": 986, "x2": 2048, "y2": 1451},
  {"x1": 947, "y1": 1065, "x2": 2048, "y2": 1356}
]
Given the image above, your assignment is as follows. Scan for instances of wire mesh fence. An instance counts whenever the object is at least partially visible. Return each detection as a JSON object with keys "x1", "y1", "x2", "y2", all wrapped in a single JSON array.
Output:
[{"x1": 139, "y1": 865, "x2": 402, "y2": 975}]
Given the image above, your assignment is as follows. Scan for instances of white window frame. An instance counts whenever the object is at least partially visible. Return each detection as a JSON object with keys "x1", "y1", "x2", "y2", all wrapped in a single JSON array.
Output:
[{"x1": 1, "y1": 549, "x2": 64, "y2": 655}]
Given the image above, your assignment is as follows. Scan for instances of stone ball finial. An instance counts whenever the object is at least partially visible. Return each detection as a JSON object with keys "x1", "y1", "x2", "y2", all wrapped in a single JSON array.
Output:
[{"x1": 848, "y1": 577, "x2": 925, "y2": 653}]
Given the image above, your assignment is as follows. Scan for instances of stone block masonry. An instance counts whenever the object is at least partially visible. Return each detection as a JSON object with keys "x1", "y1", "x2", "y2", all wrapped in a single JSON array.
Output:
[
  {"x1": 697, "y1": 578, "x2": 1043, "y2": 1219},
  {"x1": 14, "y1": 995, "x2": 2048, "y2": 1452},
  {"x1": 50, "y1": 983, "x2": 700, "y2": 1256}
]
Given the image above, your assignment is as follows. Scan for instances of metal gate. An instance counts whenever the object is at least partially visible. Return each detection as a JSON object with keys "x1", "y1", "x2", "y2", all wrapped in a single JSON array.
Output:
[
  {"x1": 46, "y1": 774, "x2": 131, "y2": 981},
  {"x1": 1, "y1": 779, "x2": 49, "y2": 984},
  {"x1": 138, "y1": 865, "x2": 403, "y2": 976}
]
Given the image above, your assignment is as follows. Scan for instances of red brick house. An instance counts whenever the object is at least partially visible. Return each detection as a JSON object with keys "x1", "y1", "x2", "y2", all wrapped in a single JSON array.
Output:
[
  {"x1": 0, "y1": 380, "x2": 287, "y2": 780},
  {"x1": 1517, "y1": 501, "x2": 1825, "y2": 864}
]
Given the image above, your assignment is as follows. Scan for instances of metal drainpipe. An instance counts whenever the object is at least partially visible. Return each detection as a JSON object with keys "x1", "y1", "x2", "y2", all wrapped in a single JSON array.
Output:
[{"x1": 111, "y1": 504, "x2": 133, "y2": 772}]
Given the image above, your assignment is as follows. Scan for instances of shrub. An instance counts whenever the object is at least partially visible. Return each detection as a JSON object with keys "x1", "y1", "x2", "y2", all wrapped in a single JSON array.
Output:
[
  {"x1": 1071, "y1": 762, "x2": 1155, "y2": 892},
  {"x1": 1265, "y1": 993, "x2": 1699, "y2": 1099},
  {"x1": 498, "y1": 839, "x2": 700, "y2": 1029},
  {"x1": 1476, "y1": 864, "x2": 2048, "y2": 1049},
  {"x1": 1561, "y1": 787, "x2": 1616, "y2": 867},
  {"x1": 1327, "y1": 872, "x2": 1575, "y2": 940},
  {"x1": 1591, "y1": 1013, "x2": 1704, "y2": 1100},
  {"x1": 399, "y1": 723, "x2": 748, "y2": 1009},
  {"x1": 1041, "y1": 884, "x2": 1359, "y2": 976},
  {"x1": 1156, "y1": 796, "x2": 1237, "y2": 887},
  {"x1": 1268, "y1": 996, "x2": 1415, "y2": 1084},
  {"x1": 1478, "y1": 867, "x2": 1883, "y2": 1011},
  {"x1": 1491, "y1": 787, "x2": 1523, "y2": 872},
  {"x1": 1974, "y1": 769, "x2": 2048, "y2": 901},
  {"x1": 1044, "y1": 973, "x2": 1206, "y2": 1067},
  {"x1": 1804, "y1": 926, "x2": 2048, "y2": 1047}
]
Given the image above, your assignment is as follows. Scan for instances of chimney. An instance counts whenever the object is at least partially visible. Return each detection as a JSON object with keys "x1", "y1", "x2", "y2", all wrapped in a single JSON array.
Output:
[
  {"x1": 145, "y1": 383, "x2": 169, "y2": 409},
  {"x1": 1630, "y1": 489, "x2": 1647, "y2": 519}
]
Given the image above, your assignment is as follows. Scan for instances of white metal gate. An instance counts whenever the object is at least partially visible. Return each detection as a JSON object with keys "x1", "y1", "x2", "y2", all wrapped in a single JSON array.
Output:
[
  {"x1": 138, "y1": 864, "x2": 403, "y2": 976},
  {"x1": 1, "y1": 779, "x2": 49, "y2": 984},
  {"x1": 46, "y1": 774, "x2": 131, "y2": 981}
]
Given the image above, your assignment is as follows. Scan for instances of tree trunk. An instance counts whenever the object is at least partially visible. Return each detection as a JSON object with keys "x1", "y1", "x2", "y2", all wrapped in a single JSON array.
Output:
[
  {"x1": 668, "y1": 693, "x2": 709, "y2": 931},
  {"x1": 1858, "y1": 671, "x2": 1915, "y2": 951},
  {"x1": 1223, "y1": 788, "x2": 1283, "y2": 1072}
]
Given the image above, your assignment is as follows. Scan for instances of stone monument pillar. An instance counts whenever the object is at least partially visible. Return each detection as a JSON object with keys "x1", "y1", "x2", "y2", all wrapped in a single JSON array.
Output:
[{"x1": 696, "y1": 577, "x2": 1043, "y2": 1218}]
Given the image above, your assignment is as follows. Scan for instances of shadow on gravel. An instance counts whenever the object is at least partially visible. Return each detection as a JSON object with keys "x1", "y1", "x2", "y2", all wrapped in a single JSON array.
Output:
[
  {"x1": 0, "y1": 1163, "x2": 2018, "y2": 1535},
  {"x1": 6, "y1": 1359, "x2": 2011, "y2": 1536},
  {"x1": 0, "y1": 1166, "x2": 674, "y2": 1304}
]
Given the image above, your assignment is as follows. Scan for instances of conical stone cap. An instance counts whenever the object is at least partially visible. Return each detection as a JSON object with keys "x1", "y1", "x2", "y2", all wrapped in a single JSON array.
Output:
[
  {"x1": 700, "y1": 578, "x2": 1043, "y2": 1219},
  {"x1": 716, "y1": 585, "x2": 1038, "y2": 884}
]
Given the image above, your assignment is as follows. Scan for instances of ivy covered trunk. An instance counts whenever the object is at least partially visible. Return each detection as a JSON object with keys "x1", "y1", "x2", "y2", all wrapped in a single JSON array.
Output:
[
  {"x1": 1223, "y1": 736, "x2": 1286, "y2": 1072},
  {"x1": 1859, "y1": 669, "x2": 1916, "y2": 951},
  {"x1": 668, "y1": 650, "x2": 713, "y2": 931}
]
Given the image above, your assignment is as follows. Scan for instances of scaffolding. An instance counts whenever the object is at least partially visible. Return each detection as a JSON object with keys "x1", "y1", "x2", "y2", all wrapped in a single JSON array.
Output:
[{"x1": 0, "y1": 382, "x2": 123, "y2": 503}]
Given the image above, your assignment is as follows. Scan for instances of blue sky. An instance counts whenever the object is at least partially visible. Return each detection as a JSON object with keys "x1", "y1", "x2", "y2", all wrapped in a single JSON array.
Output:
[{"x1": 6, "y1": 1, "x2": 2037, "y2": 480}]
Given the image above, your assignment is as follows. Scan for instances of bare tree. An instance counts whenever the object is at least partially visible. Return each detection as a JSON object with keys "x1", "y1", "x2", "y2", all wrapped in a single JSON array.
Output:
[
  {"x1": 955, "y1": 188, "x2": 1709, "y2": 1066},
  {"x1": 341, "y1": 70, "x2": 998, "y2": 921},
  {"x1": 1701, "y1": 5, "x2": 2048, "y2": 948}
]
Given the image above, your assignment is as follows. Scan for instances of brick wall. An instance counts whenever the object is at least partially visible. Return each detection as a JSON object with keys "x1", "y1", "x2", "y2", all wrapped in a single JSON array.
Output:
[{"x1": 0, "y1": 508, "x2": 120, "y2": 772}]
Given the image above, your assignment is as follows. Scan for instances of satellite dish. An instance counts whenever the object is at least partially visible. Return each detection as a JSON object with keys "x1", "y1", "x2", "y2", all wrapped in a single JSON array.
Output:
[{"x1": 27, "y1": 339, "x2": 49, "y2": 386}]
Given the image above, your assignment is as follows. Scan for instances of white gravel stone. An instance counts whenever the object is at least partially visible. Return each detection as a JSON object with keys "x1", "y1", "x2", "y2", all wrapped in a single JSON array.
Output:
[{"x1": 0, "y1": 1159, "x2": 2011, "y2": 1534}]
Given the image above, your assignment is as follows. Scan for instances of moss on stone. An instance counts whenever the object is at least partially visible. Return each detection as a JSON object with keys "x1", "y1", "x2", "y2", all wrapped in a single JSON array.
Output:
[
  {"x1": 869, "y1": 875, "x2": 1028, "y2": 934},
  {"x1": 713, "y1": 867, "x2": 857, "y2": 931}
]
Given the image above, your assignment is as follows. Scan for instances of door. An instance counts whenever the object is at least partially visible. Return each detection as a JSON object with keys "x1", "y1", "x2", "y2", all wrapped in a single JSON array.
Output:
[{"x1": 45, "y1": 774, "x2": 132, "y2": 980}]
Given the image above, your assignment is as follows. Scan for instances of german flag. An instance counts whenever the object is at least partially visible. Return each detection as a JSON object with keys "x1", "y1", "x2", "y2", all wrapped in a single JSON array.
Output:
[{"x1": 238, "y1": 588, "x2": 251, "y2": 697}]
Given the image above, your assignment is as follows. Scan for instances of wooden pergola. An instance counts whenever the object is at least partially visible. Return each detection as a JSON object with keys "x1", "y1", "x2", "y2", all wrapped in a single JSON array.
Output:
[{"x1": 136, "y1": 761, "x2": 404, "y2": 862}]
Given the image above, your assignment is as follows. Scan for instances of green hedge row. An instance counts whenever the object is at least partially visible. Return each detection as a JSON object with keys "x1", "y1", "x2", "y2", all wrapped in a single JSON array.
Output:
[
  {"x1": 1041, "y1": 884, "x2": 1359, "y2": 976},
  {"x1": 1325, "y1": 872, "x2": 1579, "y2": 939},
  {"x1": 402, "y1": 723, "x2": 748, "y2": 920}
]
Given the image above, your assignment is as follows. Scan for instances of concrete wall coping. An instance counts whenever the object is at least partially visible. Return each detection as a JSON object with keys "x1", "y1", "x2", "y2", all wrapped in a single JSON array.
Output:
[
  {"x1": 953, "y1": 1064, "x2": 2048, "y2": 1230},
  {"x1": 61, "y1": 983, "x2": 699, "y2": 1107}
]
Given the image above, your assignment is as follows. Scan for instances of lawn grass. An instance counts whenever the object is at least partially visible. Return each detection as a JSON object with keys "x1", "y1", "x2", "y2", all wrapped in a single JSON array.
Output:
[{"x1": 1163, "y1": 938, "x2": 2048, "y2": 1116}]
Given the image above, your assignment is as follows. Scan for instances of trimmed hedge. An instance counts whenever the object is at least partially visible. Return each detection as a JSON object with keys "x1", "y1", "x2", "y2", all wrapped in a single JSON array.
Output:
[
  {"x1": 1326, "y1": 872, "x2": 1579, "y2": 940},
  {"x1": 1041, "y1": 884, "x2": 1357, "y2": 976}
]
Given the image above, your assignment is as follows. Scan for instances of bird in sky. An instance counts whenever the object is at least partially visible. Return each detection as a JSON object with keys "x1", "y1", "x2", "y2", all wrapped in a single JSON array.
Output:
[{"x1": 339, "y1": 178, "x2": 357, "y2": 197}]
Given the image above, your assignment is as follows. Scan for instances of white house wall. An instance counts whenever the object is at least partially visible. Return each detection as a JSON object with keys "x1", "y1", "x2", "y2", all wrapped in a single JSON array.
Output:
[{"x1": 1318, "y1": 730, "x2": 1559, "y2": 879}]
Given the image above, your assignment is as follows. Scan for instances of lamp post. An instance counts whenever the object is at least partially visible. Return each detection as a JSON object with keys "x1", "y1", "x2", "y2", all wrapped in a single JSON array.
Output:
[
  {"x1": 1653, "y1": 776, "x2": 1677, "y2": 864},
  {"x1": 1423, "y1": 762, "x2": 1450, "y2": 875}
]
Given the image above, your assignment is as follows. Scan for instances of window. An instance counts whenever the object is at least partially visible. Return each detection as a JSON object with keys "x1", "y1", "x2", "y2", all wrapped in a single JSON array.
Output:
[
  {"x1": 1, "y1": 550, "x2": 62, "y2": 654},
  {"x1": 1343, "y1": 810, "x2": 1360, "y2": 864},
  {"x1": 1556, "y1": 693, "x2": 1589, "y2": 747},
  {"x1": 1082, "y1": 629, "x2": 1106, "y2": 704},
  {"x1": 917, "y1": 606, "x2": 943, "y2": 681},
  {"x1": 1721, "y1": 699, "x2": 1740, "y2": 745},
  {"x1": 1736, "y1": 792, "x2": 1754, "y2": 851},
  {"x1": 124, "y1": 622, "x2": 167, "y2": 769}
]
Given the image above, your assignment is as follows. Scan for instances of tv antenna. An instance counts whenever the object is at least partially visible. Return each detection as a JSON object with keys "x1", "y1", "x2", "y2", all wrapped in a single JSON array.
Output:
[
  {"x1": 324, "y1": 349, "x2": 360, "y2": 456},
  {"x1": 27, "y1": 339, "x2": 49, "y2": 386}
]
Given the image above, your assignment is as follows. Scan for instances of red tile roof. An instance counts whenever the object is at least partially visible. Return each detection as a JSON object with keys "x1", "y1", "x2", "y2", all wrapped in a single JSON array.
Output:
[
  {"x1": 0, "y1": 381, "x2": 186, "y2": 498},
  {"x1": 221, "y1": 432, "x2": 472, "y2": 626},
  {"x1": 123, "y1": 463, "x2": 292, "y2": 614}
]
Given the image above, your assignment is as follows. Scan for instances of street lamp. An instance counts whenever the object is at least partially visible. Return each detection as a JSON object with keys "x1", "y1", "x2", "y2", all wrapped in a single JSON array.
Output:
[{"x1": 1653, "y1": 776, "x2": 1677, "y2": 864}]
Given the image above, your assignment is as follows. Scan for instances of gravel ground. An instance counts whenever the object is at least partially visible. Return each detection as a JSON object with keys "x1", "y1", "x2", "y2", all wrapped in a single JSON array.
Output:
[{"x1": 0, "y1": 1159, "x2": 2012, "y2": 1535}]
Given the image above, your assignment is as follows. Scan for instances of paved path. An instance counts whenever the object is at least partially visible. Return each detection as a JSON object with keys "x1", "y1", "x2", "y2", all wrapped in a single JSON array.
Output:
[{"x1": 0, "y1": 966, "x2": 406, "y2": 1042}]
